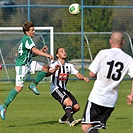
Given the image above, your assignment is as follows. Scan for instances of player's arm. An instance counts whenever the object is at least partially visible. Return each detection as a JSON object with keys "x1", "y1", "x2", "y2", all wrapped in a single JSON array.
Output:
[
  {"x1": 32, "y1": 46, "x2": 53, "y2": 60},
  {"x1": 40, "y1": 46, "x2": 48, "y2": 53},
  {"x1": 75, "y1": 72, "x2": 89, "y2": 82},
  {"x1": 88, "y1": 51, "x2": 101, "y2": 78},
  {"x1": 126, "y1": 79, "x2": 133, "y2": 105},
  {"x1": 46, "y1": 64, "x2": 60, "y2": 77},
  {"x1": 33, "y1": 46, "x2": 48, "y2": 56},
  {"x1": 89, "y1": 71, "x2": 97, "y2": 78}
]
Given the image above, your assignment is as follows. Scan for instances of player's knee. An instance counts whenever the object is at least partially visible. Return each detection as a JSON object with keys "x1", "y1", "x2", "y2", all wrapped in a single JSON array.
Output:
[
  {"x1": 42, "y1": 65, "x2": 49, "y2": 72},
  {"x1": 63, "y1": 98, "x2": 73, "y2": 106},
  {"x1": 15, "y1": 86, "x2": 23, "y2": 92},
  {"x1": 81, "y1": 125, "x2": 87, "y2": 133},
  {"x1": 73, "y1": 104, "x2": 80, "y2": 112},
  {"x1": 43, "y1": 64, "x2": 49, "y2": 68}
]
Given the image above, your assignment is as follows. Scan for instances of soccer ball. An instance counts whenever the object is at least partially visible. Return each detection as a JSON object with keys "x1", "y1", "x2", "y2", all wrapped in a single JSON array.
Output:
[{"x1": 69, "y1": 3, "x2": 81, "y2": 15}]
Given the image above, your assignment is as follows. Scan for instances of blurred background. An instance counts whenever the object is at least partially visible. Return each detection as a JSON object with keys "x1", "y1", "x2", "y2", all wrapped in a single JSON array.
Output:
[{"x1": 0, "y1": 0, "x2": 133, "y2": 81}]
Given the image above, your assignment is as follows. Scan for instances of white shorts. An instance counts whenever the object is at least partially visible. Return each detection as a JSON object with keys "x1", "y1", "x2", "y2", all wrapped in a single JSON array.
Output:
[
  {"x1": 30, "y1": 61, "x2": 44, "y2": 74},
  {"x1": 15, "y1": 61, "x2": 44, "y2": 86}
]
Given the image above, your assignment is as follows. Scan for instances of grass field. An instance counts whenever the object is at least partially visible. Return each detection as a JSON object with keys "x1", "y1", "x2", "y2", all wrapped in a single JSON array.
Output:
[{"x1": 0, "y1": 80, "x2": 133, "y2": 133}]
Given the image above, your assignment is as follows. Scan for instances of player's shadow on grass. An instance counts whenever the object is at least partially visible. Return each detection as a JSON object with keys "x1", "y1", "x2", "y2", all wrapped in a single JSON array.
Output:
[
  {"x1": 0, "y1": 89, "x2": 10, "y2": 92},
  {"x1": 35, "y1": 120, "x2": 58, "y2": 125},
  {"x1": 8, "y1": 120, "x2": 58, "y2": 128}
]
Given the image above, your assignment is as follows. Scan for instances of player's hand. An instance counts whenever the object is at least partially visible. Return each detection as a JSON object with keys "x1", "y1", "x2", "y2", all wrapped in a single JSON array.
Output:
[
  {"x1": 83, "y1": 77, "x2": 90, "y2": 82},
  {"x1": 55, "y1": 64, "x2": 60, "y2": 70},
  {"x1": 47, "y1": 54, "x2": 53, "y2": 60},
  {"x1": 126, "y1": 95, "x2": 133, "y2": 105},
  {"x1": 41, "y1": 46, "x2": 48, "y2": 52}
]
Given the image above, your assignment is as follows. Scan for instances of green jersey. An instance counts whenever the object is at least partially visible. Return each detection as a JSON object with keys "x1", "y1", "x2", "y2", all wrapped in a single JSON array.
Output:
[{"x1": 16, "y1": 34, "x2": 35, "y2": 66}]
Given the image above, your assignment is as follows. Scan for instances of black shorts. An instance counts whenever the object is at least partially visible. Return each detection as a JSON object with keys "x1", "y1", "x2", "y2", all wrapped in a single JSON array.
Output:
[
  {"x1": 52, "y1": 88, "x2": 78, "y2": 106},
  {"x1": 82, "y1": 100, "x2": 114, "y2": 128}
]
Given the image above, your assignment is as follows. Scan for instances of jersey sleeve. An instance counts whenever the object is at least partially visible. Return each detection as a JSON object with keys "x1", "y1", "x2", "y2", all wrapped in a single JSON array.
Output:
[
  {"x1": 70, "y1": 63, "x2": 79, "y2": 75},
  {"x1": 25, "y1": 37, "x2": 35, "y2": 49},
  {"x1": 89, "y1": 51, "x2": 102, "y2": 74},
  {"x1": 128, "y1": 59, "x2": 133, "y2": 78},
  {"x1": 49, "y1": 61, "x2": 58, "y2": 71}
]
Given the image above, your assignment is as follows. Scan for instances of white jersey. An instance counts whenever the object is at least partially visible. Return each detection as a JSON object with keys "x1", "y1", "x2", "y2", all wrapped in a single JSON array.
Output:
[
  {"x1": 49, "y1": 60, "x2": 78, "y2": 93},
  {"x1": 88, "y1": 48, "x2": 133, "y2": 107}
]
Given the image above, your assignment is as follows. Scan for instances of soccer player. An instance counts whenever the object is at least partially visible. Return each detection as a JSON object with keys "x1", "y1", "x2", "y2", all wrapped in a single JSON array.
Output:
[
  {"x1": 0, "y1": 21, "x2": 54, "y2": 120},
  {"x1": 28, "y1": 45, "x2": 50, "y2": 95},
  {"x1": 48, "y1": 47, "x2": 89, "y2": 127},
  {"x1": 81, "y1": 32, "x2": 133, "y2": 133}
]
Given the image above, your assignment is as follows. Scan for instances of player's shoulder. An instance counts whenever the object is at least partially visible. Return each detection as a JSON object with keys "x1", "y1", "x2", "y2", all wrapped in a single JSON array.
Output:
[
  {"x1": 96, "y1": 49, "x2": 109, "y2": 56},
  {"x1": 23, "y1": 34, "x2": 29, "y2": 39},
  {"x1": 100, "y1": 49, "x2": 110, "y2": 52},
  {"x1": 122, "y1": 51, "x2": 133, "y2": 60},
  {"x1": 51, "y1": 60, "x2": 57, "y2": 64},
  {"x1": 65, "y1": 61, "x2": 70, "y2": 64},
  {"x1": 21, "y1": 34, "x2": 30, "y2": 42},
  {"x1": 65, "y1": 61, "x2": 75, "y2": 68},
  {"x1": 65, "y1": 61, "x2": 73, "y2": 65}
]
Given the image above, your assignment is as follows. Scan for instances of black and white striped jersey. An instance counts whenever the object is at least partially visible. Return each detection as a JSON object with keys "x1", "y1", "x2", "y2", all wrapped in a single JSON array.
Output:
[{"x1": 49, "y1": 60, "x2": 78, "y2": 93}]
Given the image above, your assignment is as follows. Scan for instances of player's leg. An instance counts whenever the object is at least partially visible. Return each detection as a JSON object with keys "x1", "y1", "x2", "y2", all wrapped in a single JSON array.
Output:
[
  {"x1": 59, "y1": 108, "x2": 81, "y2": 126},
  {"x1": 63, "y1": 98, "x2": 74, "y2": 124},
  {"x1": 66, "y1": 91, "x2": 81, "y2": 126},
  {"x1": 59, "y1": 92, "x2": 80, "y2": 126},
  {"x1": 87, "y1": 128, "x2": 99, "y2": 133},
  {"x1": 81, "y1": 124, "x2": 98, "y2": 133},
  {"x1": 59, "y1": 115, "x2": 69, "y2": 124},
  {"x1": 0, "y1": 66, "x2": 27, "y2": 120},
  {"x1": 81, "y1": 100, "x2": 96, "y2": 133},
  {"x1": 59, "y1": 104, "x2": 81, "y2": 124},
  {"x1": 67, "y1": 90, "x2": 80, "y2": 113},
  {"x1": 59, "y1": 91, "x2": 81, "y2": 126},
  {"x1": 29, "y1": 61, "x2": 49, "y2": 95},
  {"x1": 81, "y1": 100, "x2": 114, "y2": 133},
  {"x1": 59, "y1": 105, "x2": 68, "y2": 124},
  {"x1": 52, "y1": 88, "x2": 76, "y2": 126}
]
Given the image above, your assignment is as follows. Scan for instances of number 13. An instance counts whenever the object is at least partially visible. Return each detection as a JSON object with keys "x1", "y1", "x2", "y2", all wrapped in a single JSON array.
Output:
[{"x1": 107, "y1": 60, "x2": 124, "y2": 81}]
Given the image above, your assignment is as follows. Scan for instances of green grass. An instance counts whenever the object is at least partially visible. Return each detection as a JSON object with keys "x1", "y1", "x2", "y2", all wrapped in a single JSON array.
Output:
[{"x1": 0, "y1": 80, "x2": 133, "y2": 133}]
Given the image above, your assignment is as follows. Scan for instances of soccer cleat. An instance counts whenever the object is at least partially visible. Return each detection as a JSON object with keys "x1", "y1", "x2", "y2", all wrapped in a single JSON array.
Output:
[
  {"x1": 0, "y1": 105, "x2": 6, "y2": 120},
  {"x1": 70, "y1": 119, "x2": 82, "y2": 127},
  {"x1": 59, "y1": 119, "x2": 69, "y2": 124},
  {"x1": 29, "y1": 84, "x2": 40, "y2": 95}
]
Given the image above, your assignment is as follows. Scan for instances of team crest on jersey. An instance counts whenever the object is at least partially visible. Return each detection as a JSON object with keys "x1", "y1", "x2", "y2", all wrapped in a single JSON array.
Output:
[{"x1": 58, "y1": 73, "x2": 68, "y2": 81}]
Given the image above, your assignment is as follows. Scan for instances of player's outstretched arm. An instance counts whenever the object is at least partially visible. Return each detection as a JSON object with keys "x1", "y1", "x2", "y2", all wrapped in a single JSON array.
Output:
[
  {"x1": 89, "y1": 71, "x2": 96, "y2": 78},
  {"x1": 126, "y1": 95, "x2": 133, "y2": 105},
  {"x1": 126, "y1": 79, "x2": 133, "y2": 105},
  {"x1": 40, "y1": 46, "x2": 48, "y2": 53},
  {"x1": 75, "y1": 72, "x2": 89, "y2": 82},
  {"x1": 32, "y1": 47, "x2": 53, "y2": 60}
]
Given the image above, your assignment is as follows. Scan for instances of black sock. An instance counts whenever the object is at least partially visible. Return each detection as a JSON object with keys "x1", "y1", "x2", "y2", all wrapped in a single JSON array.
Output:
[
  {"x1": 61, "y1": 108, "x2": 77, "y2": 121},
  {"x1": 65, "y1": 106, "x2": 74, "y2": 123},
  {"x1": 61, "y1": 113, "x2": 67, "y2": 121}
]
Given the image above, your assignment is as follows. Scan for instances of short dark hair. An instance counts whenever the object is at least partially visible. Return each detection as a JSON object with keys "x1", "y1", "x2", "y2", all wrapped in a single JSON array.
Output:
[
  {"x1": 56, "y1": 47, "x2": 64, "y2": 54},
  {"x1": 22, "y1": 21, "x2": 34, "y2": 34},
  {"x1": 56, "y1": 47, "x2": 65, "y2": 58}
]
